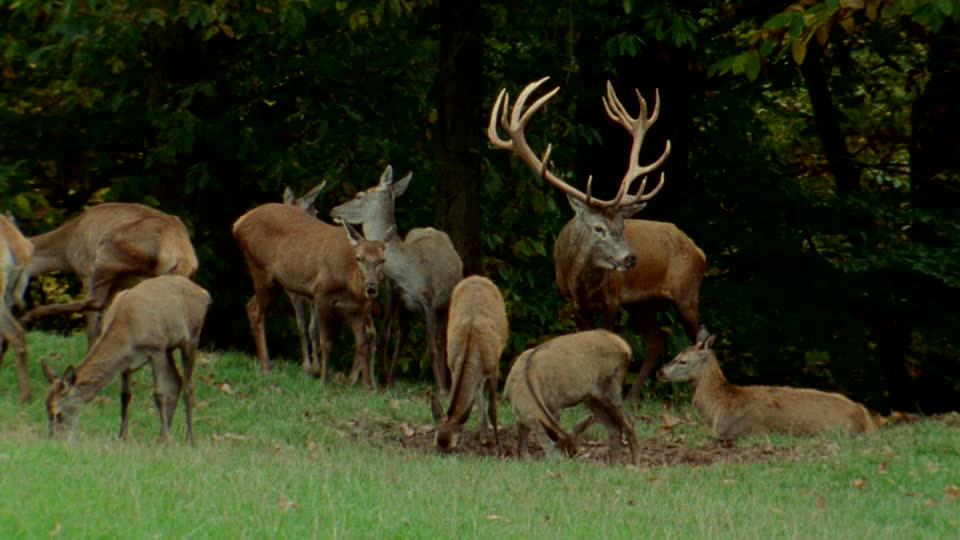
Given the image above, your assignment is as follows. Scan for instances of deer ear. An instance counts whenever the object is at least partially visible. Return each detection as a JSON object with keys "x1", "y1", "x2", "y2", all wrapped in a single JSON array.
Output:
[
  {"x1": 282, "y1": 187, "x2": 296, "y2": 205},
  {"x1": 41, "y1": 358, "x2": 58, "y2": 383},
  {"x1": 384, "y1": 225, "x2": 398, "y2": 243},
  {"x1": 343, "y1": 222, "x2": 363, "y2": 246},
  {"x1": 297, "y1": 181, "x2": 326, "y2": 211},
  {"x1": 392, "y1": 171, "x2": 413, "y2": 197},
  {"x1": 429, "y1": 392, "x2": 444, "y2": 423},
  {"x1": 702, "y1": 334, "x2": 716, "y2": 350},
  {"x1": 63, "y1": 365, "x2": 78, "y2": 387},
  {"x1": 696, "y1": 325, "x2": 711, "y2": 343},
  {"x1": 567, "y1": 194, "x2": 588, "y2": 215},
  {"x1": 378, "y1": 165, "x2": 394, "y2": 188},
  {"x1": 618, "y1": 201, "x2": 647, "y2": 218}
]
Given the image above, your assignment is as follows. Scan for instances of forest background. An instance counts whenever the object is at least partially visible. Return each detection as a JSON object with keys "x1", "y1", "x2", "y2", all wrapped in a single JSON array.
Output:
[{"x1": 2, "y1": 0, "x2": 958, "y2": 413}]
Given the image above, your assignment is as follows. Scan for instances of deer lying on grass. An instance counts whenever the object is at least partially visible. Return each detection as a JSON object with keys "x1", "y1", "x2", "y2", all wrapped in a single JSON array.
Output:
[
  {"x1": 503, "y1": 329, "x2": 640, "y2": 465},
  {"x1": 41, "y1": 275, "x2": 211, "y2": 444},
  {"x1": 233, "y1": 200, "x2": 391, "y2": 387},
  {"x1": 658, "y1": 332, "x2": 876, "y2": 439},
  {"x1": 429, "y1": 276, "x2": 509, "y2": 455},
  {"x1": 330, "y1": 165, "x2": 463, "y2": 393},
  {"x1": 22, "y1": 203, "x2": 198, "y2": 346},
  {"x1": 488, "y1": 77, "x2": 706, "y2": 400},
  {"x1": 0, "y1": 215, "x2": 34, "y2": 402},
  {"x1": 282, "y1": 182, "x2": 326, "y2": 369}
]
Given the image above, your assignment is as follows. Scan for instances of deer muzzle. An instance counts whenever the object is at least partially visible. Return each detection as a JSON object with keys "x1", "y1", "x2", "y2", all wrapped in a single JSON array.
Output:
[{"x1": 364, "y1": 282, "x2": 379, "y2": 298}]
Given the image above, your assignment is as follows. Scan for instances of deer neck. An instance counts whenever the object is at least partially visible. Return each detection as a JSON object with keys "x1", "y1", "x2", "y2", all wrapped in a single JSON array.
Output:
[
  {"x1": 360, "y1": 213, "x2": 395, "y2": 243},
  {"x1": 384, "y1": 240, "x2": 430, "y2": 304},
  {"x1": 28, "y1": 223, "x2": 77, "y2": 274},
  {"x1": 691, "y1": 353, "x2": 733, "y2": 424},
  {"x1": 71, "y1": 335, "x2": 131, "y2": 404}
]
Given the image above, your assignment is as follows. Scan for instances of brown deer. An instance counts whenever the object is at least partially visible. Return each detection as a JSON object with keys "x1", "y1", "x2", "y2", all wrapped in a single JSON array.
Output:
[
  {"x1": 281, "y1": 182, "x2": 326, "y2": 369},
  {"x1": 330, "y1": 165, "x2": 463, "y2": 393},
  {"x1": 22, "y1": 203, "x2": 199, "y2": 346},
  {"x1": 488, "y1": 77, "x2": 706, "y2": 400},
  {"x1": 41, "y1": 275, "x2": 211, "y2": 444},
  {"x1": 658, "y1": 331, "x2": 876, "y2": 439},
  {"x1": 429, "y1": 276, "x2": 509, "y2": 455},
  {"x1": 232, "y1": 201, "x2": 391, "y2": 387},
  {"x1": 1, "y1": 215, "x2": 34, "y2": 402},
  {"x1": 503, "y1": 329, "x2": 640, "y2": 465}
]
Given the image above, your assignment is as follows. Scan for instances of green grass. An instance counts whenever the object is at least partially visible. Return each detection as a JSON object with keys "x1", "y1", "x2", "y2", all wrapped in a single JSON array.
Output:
[{"x1": 2, "y1": 332, "x2": 958, "y2": 539}]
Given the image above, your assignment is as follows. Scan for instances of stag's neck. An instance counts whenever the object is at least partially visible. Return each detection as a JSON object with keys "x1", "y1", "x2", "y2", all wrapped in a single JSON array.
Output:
[
  {"x1": 384, "y1": 239, "x2": 430, "y2": 305},
  {"x1": 28, "y1": 223, "x2": 77, "y2": 274},
  {"x1": 690, "y1": 353, "x2": 736, "y2": 426}
]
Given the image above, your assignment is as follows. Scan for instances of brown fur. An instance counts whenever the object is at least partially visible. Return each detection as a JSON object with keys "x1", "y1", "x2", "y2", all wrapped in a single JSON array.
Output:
[
  {"x1": 41, "y1": 275, "x2": 211, "y2": 444},
  {"x1": 503, "y1": 329, "x2": 640, "y2": 465},
  {"x1": 0, "y1": 215, "x2": 34, "y2": 401},
  {"x1": 232, "y1": 203, "x2": 387, "y2": 386},
  {"x1": 658, "y1": 334, "x2": 876, "y2": 439},
  {"x1": 554, "y1": 215, "x2": 706, "y2": 401},
  {"x1": 23, "y1": 203, "x2": 198, "y2": 346},
  {"x1": 431, "y1": 276, "x2": 508, "y2": 454}
]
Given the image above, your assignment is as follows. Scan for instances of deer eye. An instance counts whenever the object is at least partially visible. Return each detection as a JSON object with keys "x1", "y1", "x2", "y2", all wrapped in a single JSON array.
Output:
[{"x1": 594, "y1": 226, "x2": 606, "y2": 236}]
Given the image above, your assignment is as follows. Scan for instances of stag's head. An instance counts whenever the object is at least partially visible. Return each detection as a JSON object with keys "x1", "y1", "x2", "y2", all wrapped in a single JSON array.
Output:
[
  {"x1": 658, "y1": 330, "x2": 716, "y2": 383},
  {"x1": 329, "y1": 165, "x2": 412, "y2": 242},
  {"x1": 487, "y1": 77, "x2": 671, "y2": 272},
  {"x1": 343, "y1": 222, "x2": 392, "y2": 299},
  {"x1": 41, "y1": 360, "x2": 81, "y2": 441}
]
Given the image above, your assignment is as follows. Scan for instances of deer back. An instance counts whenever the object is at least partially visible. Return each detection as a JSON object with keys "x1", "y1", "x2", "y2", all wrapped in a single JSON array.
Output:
[
  {"x1": 233, "y1": 203, "x2": 366, "y2": 300},
  {"x1": 619, "y1": 220, "x2": 705, "y2": 304},
  {"x1": 28, "y1": 203, "x2": 198, "y2": 279},
  {"x1": 399, "y1": 227, "x2": 463, "y2": 308}
]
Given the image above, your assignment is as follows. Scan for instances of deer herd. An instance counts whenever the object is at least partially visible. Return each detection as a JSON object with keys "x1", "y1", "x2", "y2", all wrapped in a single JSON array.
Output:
[{"x1": 1, "y1": 77, "x2": 874, "y2": 461}]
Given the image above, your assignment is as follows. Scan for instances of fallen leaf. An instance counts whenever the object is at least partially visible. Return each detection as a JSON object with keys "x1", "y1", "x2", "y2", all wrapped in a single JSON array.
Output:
[
  {"x1": 415, "y1": 424, "x2": 434, "y2": 435},
  {"x1": 816, "y1": 495, "x2": 826, "y2": 509},
  {"x1": 546, "y1": 470, "x2": 563, "y2": 479},
  {"x1": 399, "y1": 423, "x2": 415, "y2": 437},
  {"x1": 722, "y1": 478, "x2": 736, "y2": 484},
  {"x1": 660, "y1": 413, "x2": 682, "y2": 428},
  {"x1": 877, "y1": 461, "x2": 889, "y2": 474},
  {"x1": 647, "y1": 476, "x2": 664, "y2": 486},
  {"x1": 278, "y1": 498, "x2": 299, "y2": 510},
  {"x1": 486, "y1": 514, "x2": 510, "y2": 524},
  {"x1": 924, "y1": 498, "x2": 937, "y2": 507},
  {"x1": 945, "y1": 485, "x2": 960, "y2": 500},
  {"x1": 212, "y1": 432, "x2": 250, "y2": 442},
  {"x1": 48, "y1": 523, "x2": 62, "y2": 537},
  {"x1": 852, "y1": 478, "x2": 866, "y2": 490},
  {"x1": 218, "y1": 382, "x2": 233, "y2": 395}
]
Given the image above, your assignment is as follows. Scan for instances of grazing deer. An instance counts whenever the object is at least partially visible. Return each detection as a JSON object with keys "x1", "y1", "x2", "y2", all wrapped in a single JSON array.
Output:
[
  {"x1": 330, "y1": 165, "x2": 463, "y2": 393},
  {"x1": 22, "y1": 203, "x2": 199, "y2": 346},
  {"x1": 232, "y1": 201, "x2": 391, "y2": 387},
  {"x1": 41, "y1": 275, "x2": 211, "y2": 444},
  {"x1": 281, "y1": 182, "x2": 326, "y2": 370},
  {"x1": 488, "y1": 77, "x2": 706, "y2": 400},
  {"x1": 658, "y1": 331, "x2": 876, "y2": 439},
  {"x1": 0, "y1": 215, "x2": 34, "y2": 402},
  {"x1": 503, "y1": 329, "x2": 640, "y2": 465},
  {"x1": 429, "y1": 276, "x2": 509, "y2": 455}
]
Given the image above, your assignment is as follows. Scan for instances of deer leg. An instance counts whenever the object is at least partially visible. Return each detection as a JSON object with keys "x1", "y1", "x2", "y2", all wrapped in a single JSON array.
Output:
[
  {"x1": 585, "y1": 399, "x2": 622, "y2": 464},
  {"x1": 312, "y1": 300, "x2": 334, "y2": 383},
  {"x1": 119, "y1": 370, "x2": 133, "y2": 441},
  {"x1": 245, "y1": 284, "x2": 277, "y2": 372},
  {"x1": 288, "y1": 291, "x2": 312, "y2": 371},
  {"x1": 517, "y1": 423, "x2": 530, "y2": 458},
  {"x1": 425, "y1": 306, "x2": 449, "y2": 395},
  {"x1": 345, "y1": 311, "x2": 375, "y2": 390},
  {"x1": 388, "y1": 303, "x2": 410, "y2": 388},
  {"x1": 0, "y1": 308, "x2": 30, "y2": 402},
  {"x1": 486, "y1": 377, "x2": 502, "y2": 457},
  {"x1": 625, "y1": 306, "x2": 664, "y2": 401},
  {"x1": 151, "y1": 352, "x2": 182, "y2": 445},
  {"x1": 378, "y1": 286, "x2": 397, "y2": 389},
  {"x1": 180, "y1": 340, "x2": 198, "y2": 447}
]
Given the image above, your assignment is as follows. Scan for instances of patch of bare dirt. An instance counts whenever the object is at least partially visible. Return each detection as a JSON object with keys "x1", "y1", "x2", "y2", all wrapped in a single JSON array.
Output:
[{"x1": 329, "y1": 414, "x2": 800, "y2": 468}]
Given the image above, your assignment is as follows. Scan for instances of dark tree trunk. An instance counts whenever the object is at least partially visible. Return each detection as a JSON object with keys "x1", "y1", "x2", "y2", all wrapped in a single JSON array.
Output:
[{"x1": 433, "y1": 0, "x2": 484, "y2": 276}]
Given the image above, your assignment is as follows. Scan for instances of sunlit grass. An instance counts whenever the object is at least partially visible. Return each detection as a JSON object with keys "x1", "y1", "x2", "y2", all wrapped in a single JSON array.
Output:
[{"x1": 1, "y1": 332, "x2": 958, "y2": 538}]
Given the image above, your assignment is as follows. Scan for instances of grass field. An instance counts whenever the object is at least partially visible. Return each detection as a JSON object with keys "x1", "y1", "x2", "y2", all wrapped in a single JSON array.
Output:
[{"x1": 1, "y1": 332, "x2": 958, "y2": 539}]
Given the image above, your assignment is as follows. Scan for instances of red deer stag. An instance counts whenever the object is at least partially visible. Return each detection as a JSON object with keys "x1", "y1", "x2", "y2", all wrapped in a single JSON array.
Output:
[
  {"x1": 22, "y1": 203, "x2": 199, "y2": 346},
  {"x1": 504, "y1": 329, "x2": 640, "y2": 465},
  {"x1": 429, "y1": 276, "x2": 509, "y2": 455},
  {"x1": 330, "y1": 165, "x2": 463, "y2": 393},
  {"x1": 659, "y1": 331, "x2": 876, "y2": 439},
  {"x1": 488, "y1": 76, "x2": 705, "y2": 400},
  {"x1": 41, "y1": 275, "x2": 211, "y2": 445},
  {"x1": 233, "y1": 201, "x2": 391, "y2": 387},
  {"x1": 1, "y1": 215, "x2": 34, "y2": 401}
]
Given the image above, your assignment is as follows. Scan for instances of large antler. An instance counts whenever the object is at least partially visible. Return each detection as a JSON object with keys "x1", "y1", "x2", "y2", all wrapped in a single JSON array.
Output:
[
  {"x1": 601, "y1": 81, "x2": 671, "y2": 206},
  {"x1": 487, "y1": 76, "x2": 671, "y2": 209}
]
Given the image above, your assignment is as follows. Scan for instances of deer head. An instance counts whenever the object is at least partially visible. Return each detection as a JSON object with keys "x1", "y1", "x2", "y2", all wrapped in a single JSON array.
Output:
[
  {"x1": 343, "y1": 222, "x2": 393, "y2": 299},
  {"x1": 487, "y1": 76, "x2": 671, "y2": 271},
  {"x1": 658, "y1": 331, "x2": 716, "y2": 383},
  {"x1": 329, "y1": 165, "x2": 413, "y2": 242},
  {"x1": 42, "y1": 360, "x2": 81, "y2": 440}
]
